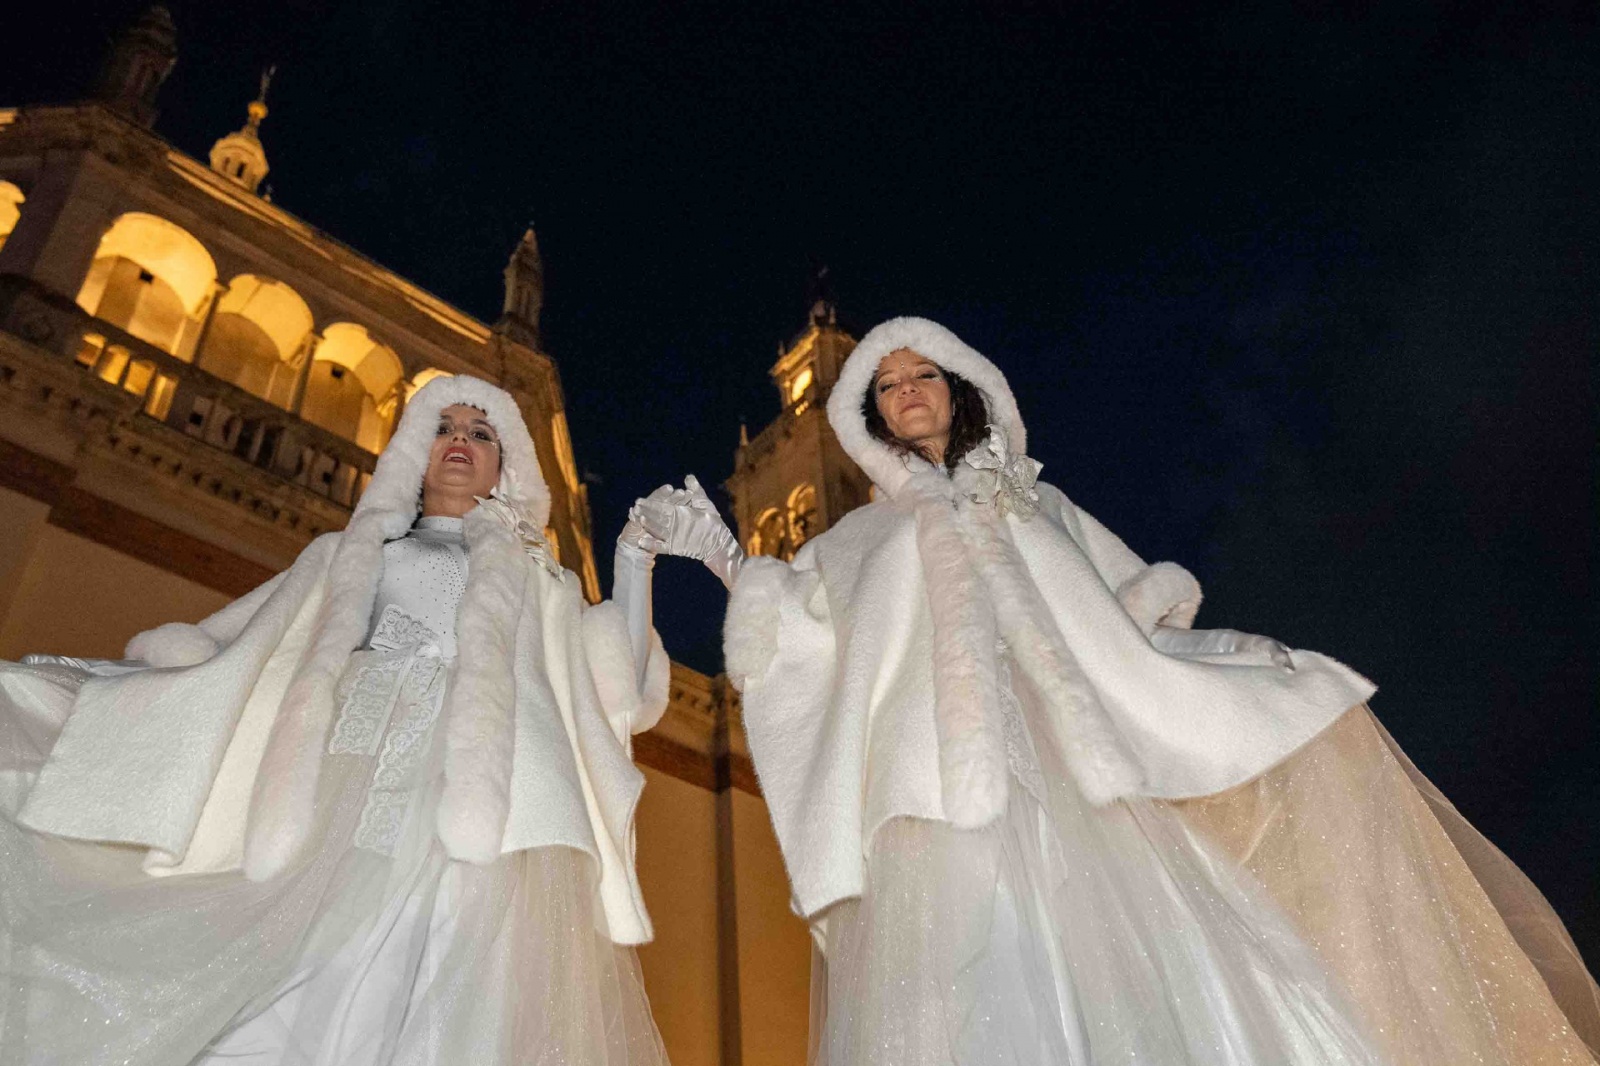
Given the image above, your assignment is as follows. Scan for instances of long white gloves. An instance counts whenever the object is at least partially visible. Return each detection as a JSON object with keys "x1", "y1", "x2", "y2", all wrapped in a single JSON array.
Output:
[
  {"x1": 630, "y1": 475, "x2": 745, "y2": 592},
  {"x1": 18, "y1": 654, "x2": 149, "y2": 677},
  {"x1": 612, "y1": 485, "x2": 678, "y2": 691},
  {"x1": 1150, "y1": 625, "x2": 1294, "y2": 670}
]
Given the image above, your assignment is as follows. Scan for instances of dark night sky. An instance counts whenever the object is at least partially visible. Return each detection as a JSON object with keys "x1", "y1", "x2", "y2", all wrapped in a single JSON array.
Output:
[{"x1": 5, "y1": 1, "x2": 1595, "y2": 961}]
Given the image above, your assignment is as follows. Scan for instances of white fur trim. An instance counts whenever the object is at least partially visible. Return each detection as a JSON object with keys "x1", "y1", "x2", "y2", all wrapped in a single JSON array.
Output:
[
  {"x1": 243, "y1": 508, "x2": 387, "y2": 881},
  {"x1": 723, "y1": 556, "x2": 792, "y2": 690},
  {"x1": 435, "y1": 506, "x2": 527, "y2": 864},
  {"x1": 583, "y1": 601, "x2": 638, "y2": 741},
  {"x1": 826, "y1": 317, "x2": 1027, "y2": 499},
  {"x1": 244, "y1": 375, "x2": 552, "y2": 880},
  {"x1": 125, "y1": 623, "x2": 219, "y2": 668},
  {"x1": 582, "y1": 601, "x2": 670, "y2": 741},
  {"x1": 1117, "y1": 561, "x2": 1203, "y2": 633},
  {"x1": 960, "y1": 503, "x2": 1144, "y2": 805},
  {"x1": 905, "y1": 473, "x2": 1008, "y2": 828},
  {"x1": 357, "y1": 374, "x2": 550, "y2": 534}
]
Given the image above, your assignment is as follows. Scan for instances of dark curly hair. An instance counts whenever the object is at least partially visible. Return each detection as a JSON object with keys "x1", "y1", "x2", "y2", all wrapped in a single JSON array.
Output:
[{"x1": 862, "y1": 363, "x2": 990, "y2": 473}]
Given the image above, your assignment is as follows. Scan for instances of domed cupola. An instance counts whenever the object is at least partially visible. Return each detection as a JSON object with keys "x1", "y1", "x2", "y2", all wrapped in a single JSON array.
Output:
[{"x1": 210, "y1": 67, "x2": 274, "y2": 195}]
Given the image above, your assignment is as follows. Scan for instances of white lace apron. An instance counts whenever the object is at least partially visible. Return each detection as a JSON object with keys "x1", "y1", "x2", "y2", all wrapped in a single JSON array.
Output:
[{"x1": 329, "y1": 605, "x2": 452, "y2": 857}]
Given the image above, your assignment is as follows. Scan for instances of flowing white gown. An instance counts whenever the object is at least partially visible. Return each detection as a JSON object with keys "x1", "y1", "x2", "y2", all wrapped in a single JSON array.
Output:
[
  {"x1": 811, "y1": 647, "x2": 1386, "y2": 1065},
  {"x1": 811, "y1": 647, "x2": 1599, "y2": 1066},
  {"x1": 0, "y1": 517, "x2": 667, "y2": 1066}
]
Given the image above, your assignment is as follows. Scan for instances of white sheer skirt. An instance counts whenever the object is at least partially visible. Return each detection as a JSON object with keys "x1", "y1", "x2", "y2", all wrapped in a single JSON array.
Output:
[
  {"x1": 811, "y1": 656, "x2": 1598, "y2": 1066},
  {"x1": 0, "y1": 651, "x2": 667, "y2": 1066}
]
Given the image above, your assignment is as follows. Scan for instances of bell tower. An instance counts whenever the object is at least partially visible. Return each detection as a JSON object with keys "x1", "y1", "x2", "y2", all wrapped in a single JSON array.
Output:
[{"x1": 725, "y1": 270, "x2": 870, "y2": 560}]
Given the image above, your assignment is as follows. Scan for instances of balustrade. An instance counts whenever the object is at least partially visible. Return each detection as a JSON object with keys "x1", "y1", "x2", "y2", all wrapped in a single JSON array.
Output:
[{"x1": 3, "y1": 278, "x2": 375, "y2": 509}]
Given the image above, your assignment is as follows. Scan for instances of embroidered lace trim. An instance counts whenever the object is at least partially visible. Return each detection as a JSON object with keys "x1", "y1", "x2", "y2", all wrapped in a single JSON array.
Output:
[
  {"x1": 327, "y1": 653, "x2": 409, "y2": 758},
  {"x1": 369, "y1": 602, "x2": 443, "y2": 654},
  {"x1": 328, "y1": 606, "x2": 451, "y2": 856},
  {"x1": 353, "y1": 655, "x2": 446, "y2": 855}
]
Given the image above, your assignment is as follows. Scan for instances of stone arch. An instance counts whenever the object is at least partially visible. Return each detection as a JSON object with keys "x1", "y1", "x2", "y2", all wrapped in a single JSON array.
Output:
[
  {"x1": 749, "y1": 506, "x2": 786, "y2": 558},
  {"x1": 301, "y1": 323, "x2": 404, "y2": 452},
  {"x1": 76, "y1": 211, "x2": 217, "y2": 359},
  {"x1": 406, "y1": 366, "x2": 452, "y2": 399},
  {"x1": 786, "y1": 483, "x2": 818, "y2": 552},
  {"x1": 197, "y1": 274, "x2": 314, "y2": 408},
  {"x1": 0, "y1": 180, "x2": 24, "y2": 254}
]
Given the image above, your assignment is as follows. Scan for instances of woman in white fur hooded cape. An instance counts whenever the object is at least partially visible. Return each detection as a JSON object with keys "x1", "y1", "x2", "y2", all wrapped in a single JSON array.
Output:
[
  {"x1": 0, "y1": 375, "x2": 673, "y2": 1066},
  {"x1": 639, "y1": 317, "x2": 1599, "y2": 1066}
]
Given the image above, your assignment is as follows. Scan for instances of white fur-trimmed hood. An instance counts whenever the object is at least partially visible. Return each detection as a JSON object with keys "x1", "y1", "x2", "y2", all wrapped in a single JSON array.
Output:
[
  {"x1": 354, "y1": 374, "x2": 550, "y2": 540},
  {"x1": 826, "y1": 316, "x2": 1027, "y2": 498}
]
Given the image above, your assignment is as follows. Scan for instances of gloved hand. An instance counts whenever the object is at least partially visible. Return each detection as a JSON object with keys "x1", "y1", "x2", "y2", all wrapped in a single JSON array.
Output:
[
  {"x1": 612, "y1": 485, "x2": 678, "y2": 690},
  {"x1": 631, "y1": 474, "x2": 745, "y2": 591},
  {"x1": 1150, "y1": 625, "x2": 1294, "y2": 670}
]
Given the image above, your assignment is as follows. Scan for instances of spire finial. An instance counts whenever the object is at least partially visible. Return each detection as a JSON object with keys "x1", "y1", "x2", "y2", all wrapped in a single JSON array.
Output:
[
  {"x1": 495, "y1": 224, "x2": 544, "y2": 347},
  {"x1": 246, "y1": 65, "x2": 276, "y2": 130},
  {"x1": 806, "y1": 262, "x2": 837, "y2": 327}
]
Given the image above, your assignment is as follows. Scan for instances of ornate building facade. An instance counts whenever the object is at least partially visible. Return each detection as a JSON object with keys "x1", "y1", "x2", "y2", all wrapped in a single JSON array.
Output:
[
  {"x1": 0, "y1": 8, "x2": 600, "y2": 624},
  {"x1": 726, "y1": 297, "x2": 869, "y2": 560},
  {"x1": 0, "y1": 8, "x2": 810, "y2": 1065}
]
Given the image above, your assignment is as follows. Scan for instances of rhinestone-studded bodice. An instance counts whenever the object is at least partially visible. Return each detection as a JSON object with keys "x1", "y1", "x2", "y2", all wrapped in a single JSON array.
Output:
[{"x1": 364, "y1": 515, "x2": 469, "y2": 658}]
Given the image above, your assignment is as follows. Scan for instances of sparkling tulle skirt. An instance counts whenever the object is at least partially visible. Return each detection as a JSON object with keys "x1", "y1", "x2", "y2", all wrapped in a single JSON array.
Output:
[
  {"x1": 812, "y1": 661, "x2": 1598, "y2": 1066},
  {"x1": 0, "y1": 652, "x2": 668, "y2": 1066}
]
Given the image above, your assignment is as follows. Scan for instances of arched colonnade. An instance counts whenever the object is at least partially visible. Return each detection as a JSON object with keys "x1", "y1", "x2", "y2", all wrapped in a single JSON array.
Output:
[{"x1": 70, "y1": 211, "x2": 447, "y2": 452}]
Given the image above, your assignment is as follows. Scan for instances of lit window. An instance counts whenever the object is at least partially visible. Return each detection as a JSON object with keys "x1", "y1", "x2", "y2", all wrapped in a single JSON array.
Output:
[
  {"x1": 197, "y1": 274, "x2": 314, "y2": 409},
  {"x1": 0, "y1": 180, "x2": 23, "y2": 254},
  {"x1": 75, "y1": 212, "x2": 217, "y2": 359},
  {"x1": 788, "y1": 366, "x2": 813, "y2": 404},
  {"x1": 302, "y1": 323, "x2": 404, "y2": 452}
]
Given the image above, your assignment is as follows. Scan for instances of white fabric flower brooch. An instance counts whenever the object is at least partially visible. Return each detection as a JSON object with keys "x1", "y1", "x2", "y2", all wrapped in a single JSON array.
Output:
[
  {"x1": 958, "y1": 425, "x2": 1043, "y2": 520},
  {"x1": 474, "y1": 469, "x2": 565, "y2": 581}
]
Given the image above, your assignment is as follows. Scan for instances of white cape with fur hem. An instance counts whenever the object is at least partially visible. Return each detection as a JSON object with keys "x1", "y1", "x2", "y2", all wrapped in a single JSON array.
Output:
[
  {"x1": 16, "y1": 375, "x2": 669, "y2": 945},
  {"x1": 725, "y1": 317, "x2": 1375, "y2": 920}
]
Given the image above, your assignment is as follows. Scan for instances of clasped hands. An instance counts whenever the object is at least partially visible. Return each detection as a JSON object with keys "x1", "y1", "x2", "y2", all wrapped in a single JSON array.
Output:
[{"x1": 618, "y1": 474, "x2": 745, "y2": 590}]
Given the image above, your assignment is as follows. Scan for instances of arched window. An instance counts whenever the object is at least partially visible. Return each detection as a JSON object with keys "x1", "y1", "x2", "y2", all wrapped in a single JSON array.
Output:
[
  {"x1": 197, "y1": 274, "x2": 314, "y2": 408},
  {"x1": 749, "y1": 507, "x2": 787, "y2": 559},
  {"x1": 300, "y1": 323, "x2": 404, "y2": 452},
  {"x1": 787, "y1": 366, "x2": 814, "y2": 405},
  {"x1": 786, "y1": 483, "x2": 818, "y2": 553},
  {"x1": 0, "y1": 180, "x2": 24, "y2": 254},
  {"x1": 76, "y1": 212, "x2": 217, "y2": 359},
  {"x1": 406, "y1": 366, "x2": 451, "y2": 399}
]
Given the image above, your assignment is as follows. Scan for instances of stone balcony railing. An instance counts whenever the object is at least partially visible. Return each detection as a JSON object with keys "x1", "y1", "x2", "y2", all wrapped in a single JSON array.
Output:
[{"x1": 0, "y1": 275, "x2": 376, "y2": 515}]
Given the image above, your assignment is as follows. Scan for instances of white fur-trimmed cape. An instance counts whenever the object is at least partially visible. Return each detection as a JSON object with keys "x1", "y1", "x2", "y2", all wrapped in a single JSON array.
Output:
[
  {"x1": 17, "y1": 375, "x2": 669, "y2": 944},
  {"x1": 733, "y1": 316, "x2": 1376, "y2": 921}
]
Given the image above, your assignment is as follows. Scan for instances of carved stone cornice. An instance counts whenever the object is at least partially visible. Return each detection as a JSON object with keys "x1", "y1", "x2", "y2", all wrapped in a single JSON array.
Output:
[{"x1": 633, "y1": 663, "x2": 758, "y2": 796}]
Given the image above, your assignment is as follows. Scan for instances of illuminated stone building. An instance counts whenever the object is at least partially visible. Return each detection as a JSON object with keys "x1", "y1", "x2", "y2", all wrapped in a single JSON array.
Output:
[
  {"x1": 0, "y1": 8, "x2": 810, "y2": 1064},
  {"x1": 726, "y1": 295, "x2": 867, "y2": 561}
]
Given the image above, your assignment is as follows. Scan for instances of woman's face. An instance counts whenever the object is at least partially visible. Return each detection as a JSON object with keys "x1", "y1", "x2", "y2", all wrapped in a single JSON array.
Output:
[
  {"x1": 873, "y1": 349, "x2": 952, "y2": 462},
  {"x1": 421, "y1": 404, "x2": 501, "y2": 513}
]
